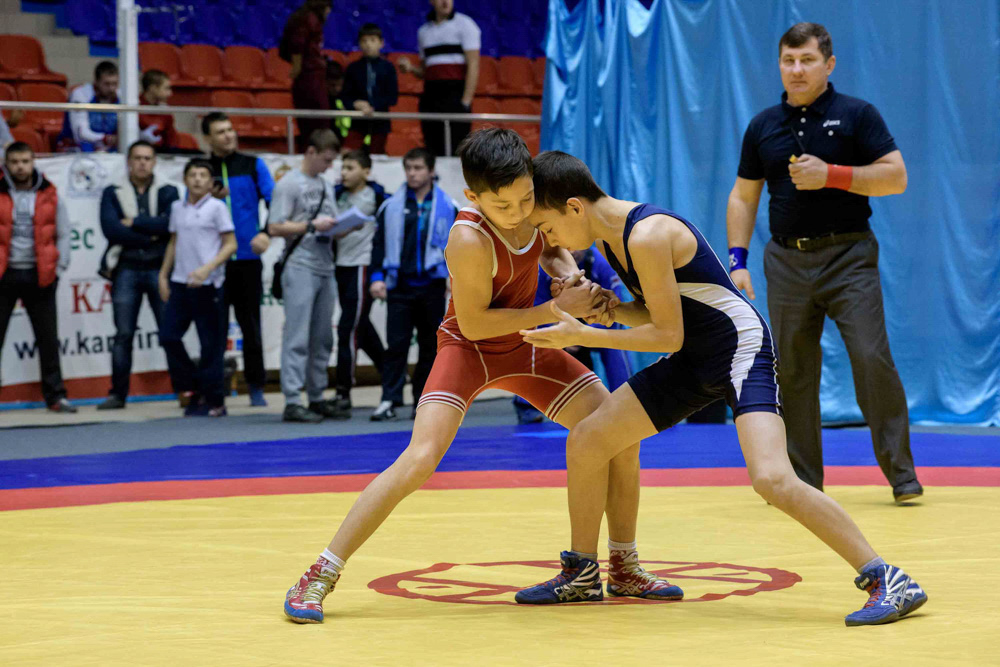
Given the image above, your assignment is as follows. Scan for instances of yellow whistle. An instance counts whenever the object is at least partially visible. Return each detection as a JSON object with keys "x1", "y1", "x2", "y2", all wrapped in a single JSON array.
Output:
[{"x1": 789, "y1": 155, "x2": 798, "y2": 163}]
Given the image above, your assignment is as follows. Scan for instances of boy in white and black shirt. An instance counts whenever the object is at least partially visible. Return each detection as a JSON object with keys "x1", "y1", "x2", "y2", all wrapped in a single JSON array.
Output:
[{"x1": 332, "y1": 150, "x2": 387, "y2": 409}]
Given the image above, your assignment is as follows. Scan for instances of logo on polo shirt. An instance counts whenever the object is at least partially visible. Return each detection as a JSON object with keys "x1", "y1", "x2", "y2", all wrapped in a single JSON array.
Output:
[{"x1": 822, "y1": 120, "x2": 841, "y2": 128}]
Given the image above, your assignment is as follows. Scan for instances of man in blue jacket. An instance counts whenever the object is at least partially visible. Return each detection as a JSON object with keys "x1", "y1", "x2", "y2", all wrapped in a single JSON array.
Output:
[
  {"x1": 203, "y1": 112, "x2": 275, "y2": 407},
  {"x1": 97, "y1": 141, "x2": 179, "y2": 409},
  {"x1": 368, "y1": 147, "x2": 457, "y2": 420}
]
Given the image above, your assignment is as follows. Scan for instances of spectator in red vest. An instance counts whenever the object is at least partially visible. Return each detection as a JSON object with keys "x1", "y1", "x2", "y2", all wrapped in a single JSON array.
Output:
[
  {"x1": 0, "y1": 142, "x2": 76, "y2": 412},
  {"x1": 398, "y1": 0, "x2": 481, "y2": 156},
  {"x1": 283, "y1": 0, "x2": 333, "y2": 152}
]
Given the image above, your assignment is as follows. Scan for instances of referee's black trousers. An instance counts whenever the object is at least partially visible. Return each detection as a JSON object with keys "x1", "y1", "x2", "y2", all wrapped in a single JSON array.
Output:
[{"x1": 763, "y1": 232, "x2": 917, "y2": 490}]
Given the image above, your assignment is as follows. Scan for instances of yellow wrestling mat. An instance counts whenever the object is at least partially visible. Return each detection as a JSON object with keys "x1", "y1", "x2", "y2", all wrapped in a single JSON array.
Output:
[{"x1": 1, "y1": 486, "x2": 997, "y2": 666}]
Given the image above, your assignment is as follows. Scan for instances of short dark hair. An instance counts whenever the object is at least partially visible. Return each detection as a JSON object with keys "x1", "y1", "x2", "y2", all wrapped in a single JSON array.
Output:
[
  {"x1": 127, "y1": 140, "x2": 157, "y2": 158},
  {"x1": 456, "y1": 128, "x2": 533, "y2": 194},
  {"x1": 95, "y1": 60, "x2": 118, "y2": 80},
  {"x1": 779, "y1": 22, "x2": 833, "y2": 60},
  {"x1": 403, "y1": 147, "x2": 435, "y2": 171},
  {"x1": 326, "y1": 59, "x2": 344, "y2": 81},
  {"x1": 358, "y1": 23, "x2": 383, "y2": 42},
  {"x1": 305, "y1": 128, "x2": 341, "y2": 153},
  {"x1": 141, "y1": 69, "x2": 169, "y2": 91},
  {"x1": 530, "y1": 151, "x2": 607, "y2": 211},
  {"x1": 4, "y1": 141, "x2": 33, "y2": 159},
  {"x1": 184, "y1": 158, "x2": 214, "y2": 177},
  {"x1": 201, "y1": 112, "x2": 230, "y2": 136},
  {"x1": 342, "y1": 149, "x2": 372, "y2": 169}
]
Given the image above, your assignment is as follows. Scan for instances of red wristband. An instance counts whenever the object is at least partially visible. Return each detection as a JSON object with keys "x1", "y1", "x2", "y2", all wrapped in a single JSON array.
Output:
[{"x1": 825, "y1": 164, "x2": 853, "y2": 190}]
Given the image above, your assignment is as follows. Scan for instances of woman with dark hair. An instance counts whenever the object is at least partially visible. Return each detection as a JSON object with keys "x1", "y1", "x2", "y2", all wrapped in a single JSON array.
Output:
[{"x1": 282, "y1": 0, "x2": 333, "y2": 150}]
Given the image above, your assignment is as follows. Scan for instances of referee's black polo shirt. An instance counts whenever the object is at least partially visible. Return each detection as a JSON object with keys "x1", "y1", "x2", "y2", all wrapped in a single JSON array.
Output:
[{"x1": 737, "y1": 82, "x2": 898, "y2": 238}]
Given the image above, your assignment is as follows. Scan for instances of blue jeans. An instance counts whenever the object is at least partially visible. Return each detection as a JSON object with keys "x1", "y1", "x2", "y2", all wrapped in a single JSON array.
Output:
[
  {"x1": 109, "y1": 266, "x2": 164, "y2": 399},
  {"x1": 159, "y1": 282, "x2": 227, "y2": 408}
]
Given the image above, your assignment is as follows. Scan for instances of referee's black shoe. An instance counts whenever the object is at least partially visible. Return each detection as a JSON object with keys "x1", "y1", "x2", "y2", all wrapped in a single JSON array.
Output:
[
  {"x1": 283, "y1": 404, "x2": 323, "y2": 424},
  {"x1": 893, "y1": 480, "x2": 924, "y2": 504}
]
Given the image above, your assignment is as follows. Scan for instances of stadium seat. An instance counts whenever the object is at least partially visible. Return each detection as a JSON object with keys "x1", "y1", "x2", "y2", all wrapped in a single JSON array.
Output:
[
  {"x1": 497, "y1": 57, "x2": 536, "y2": 97},
  {"x1": 476, "y1": 56, "x2": 500, "y2": 96},
  {"x1": 253, "y1": 91, "x2": 296, "y2": 136},
  {"x1": 532, "y1": 57, "x2": 546, "y2": 92},
  {"x1": 16, "y1": 83, "x2": 67, "y2": 133},
  {"x1": 389, "y1": 95, "x2": 420, "y2": 137},
  {"x1": 179, "y1": 44, "x2": 230, "y2": 87},
  {"x1": 386, "y1": 53, "x2": 422, "y2": 95},
  {"x1": 501, "y1": 97, "x2": 542, "y2": 116},
  {"x1": 11, "y1": 126, "x2": 47, "y2": 153},
  {"x1": 209, "y1": 90, "x2": 257, "y2": 135},
  {"x1": 264, "y1": 48, "x2": 293, "y2": 88},
  {"x1": 0, "y1": 35, "x2": 67, "y2": 85},
  {"x1": 0, "y1": 81, "x2": 16, "y2": 102},
  {"x1": 470, "y1": 97, "x2": 500, "y2": 132},
  {"x1": 385, "y1": 131, "x2": 421, "y2": 157},
  {"x1": 139, "y1": 43, "x2": 185, "y2": 82},
  {"x1": 223, "y1": 46, "x2": 267, "y2": 88},
  {"x1": 173, "y1": 131, "x2": 199, "y2": 151}
]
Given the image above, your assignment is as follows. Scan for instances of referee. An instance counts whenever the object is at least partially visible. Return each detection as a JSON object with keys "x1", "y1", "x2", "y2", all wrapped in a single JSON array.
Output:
[{"x1": 726, "y1": 22, "x2": 922, "y2": 503}]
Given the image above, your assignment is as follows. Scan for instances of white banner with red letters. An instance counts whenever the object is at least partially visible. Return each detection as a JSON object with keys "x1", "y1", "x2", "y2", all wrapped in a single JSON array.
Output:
[{"x1": 0, "y1": 152, "x2": 469, "y2": 402}]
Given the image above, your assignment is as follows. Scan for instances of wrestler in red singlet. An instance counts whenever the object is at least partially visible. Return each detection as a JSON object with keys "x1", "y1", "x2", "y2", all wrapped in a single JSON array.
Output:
[{"x1": 417, "y1": 207, "x2": 601, "y2": 420}]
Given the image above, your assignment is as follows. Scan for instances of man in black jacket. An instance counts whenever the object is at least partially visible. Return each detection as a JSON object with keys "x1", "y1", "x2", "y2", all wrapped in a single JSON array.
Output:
[
  {"x1": 341, "y1": 23, "x2": 399, "y2": 155},
  {"x1": 97, "y1": 141, "x2": 179, "y2": 409}
]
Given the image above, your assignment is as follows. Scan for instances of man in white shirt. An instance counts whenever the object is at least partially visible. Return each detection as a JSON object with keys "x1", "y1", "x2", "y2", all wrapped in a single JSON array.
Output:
[
  {"x1": 62, "y1": 61, "x2": 120, "y2": 152},
  {"x1": 399, "y1": 0, "x2": 481, "y2": 155}
]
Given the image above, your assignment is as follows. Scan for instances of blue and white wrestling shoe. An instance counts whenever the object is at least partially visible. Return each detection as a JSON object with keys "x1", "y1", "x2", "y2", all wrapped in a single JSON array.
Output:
[
  {"x1": 845, "y1": 564, "x2": 925, "y2": 626},
  {"x1": 515, "y1": 551, "x2": 604, "y2": 604}
]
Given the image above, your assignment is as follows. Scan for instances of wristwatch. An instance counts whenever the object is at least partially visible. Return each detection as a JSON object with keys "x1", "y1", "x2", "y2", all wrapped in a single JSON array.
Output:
[{"x1": 306, "y1": 222, "x2": 316, "y2": 235}]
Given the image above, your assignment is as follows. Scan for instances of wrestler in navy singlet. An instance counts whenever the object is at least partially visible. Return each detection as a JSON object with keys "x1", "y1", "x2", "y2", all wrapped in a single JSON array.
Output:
[{"x1": 603, "y1": 204, "x2": 782, "y2": 430}]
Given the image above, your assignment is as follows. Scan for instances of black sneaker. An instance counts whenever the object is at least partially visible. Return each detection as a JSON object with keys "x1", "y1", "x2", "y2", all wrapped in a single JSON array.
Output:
[
  {"x1": 96, "y1": 395, "x2": 126, "y2": 410},
  {"x1": 283, "y1": 404, "x2": 323, "y2": 423},
  {"x1": 334, "y1": 394, "x2": 352, "y2": 411},
  {"x1": 309, "y1": 400, "x2": 351, "y2": 420},
  {"x1": 893, "y1": 480, "x2": 924, "y2": 504},
  {"x1": 47, "y1": 398, "x2": 78, "y2": 414},
  {"x1": 370, "y1": 400, "x2": 397, "y2": 422}
]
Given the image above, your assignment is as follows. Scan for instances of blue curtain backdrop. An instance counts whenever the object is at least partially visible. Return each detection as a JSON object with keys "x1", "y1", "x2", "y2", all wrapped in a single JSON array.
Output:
[{"x1": 541, "y1": 0, "x2": 1000, "y2": 425}]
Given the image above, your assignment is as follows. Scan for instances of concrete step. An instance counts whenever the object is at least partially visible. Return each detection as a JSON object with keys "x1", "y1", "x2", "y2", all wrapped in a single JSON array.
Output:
[
  {"x1": 0, "y1": 0, "x2": 23, "y2": 12},
  {"x1": 37, "y1": 34, "x2": 92, "y2": 59},
  {"x1": 0, "y1": 11, "x2": 56, "y2": 34}
]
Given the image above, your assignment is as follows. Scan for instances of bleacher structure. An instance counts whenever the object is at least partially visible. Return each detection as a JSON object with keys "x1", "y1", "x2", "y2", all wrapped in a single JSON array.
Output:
[{"x1": 1, "y1": 1, "x2": 546, "y2": 155}]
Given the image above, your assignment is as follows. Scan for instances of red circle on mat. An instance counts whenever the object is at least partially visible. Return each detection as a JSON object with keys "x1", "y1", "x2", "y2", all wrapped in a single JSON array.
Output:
[{"x1": 369, "y1": 560, "x2": 801, "y2": 605}]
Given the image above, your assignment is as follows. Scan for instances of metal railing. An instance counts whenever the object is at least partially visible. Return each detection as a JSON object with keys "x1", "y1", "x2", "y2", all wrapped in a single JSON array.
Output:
[{"x1": 0, "y1": 101, "x2": 542, "y2": 156}]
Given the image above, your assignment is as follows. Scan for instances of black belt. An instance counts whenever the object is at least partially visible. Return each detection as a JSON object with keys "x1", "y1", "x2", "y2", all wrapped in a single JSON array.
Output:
[{"x1": 772, "y1": 231, "x2": 870, "y2": 252}]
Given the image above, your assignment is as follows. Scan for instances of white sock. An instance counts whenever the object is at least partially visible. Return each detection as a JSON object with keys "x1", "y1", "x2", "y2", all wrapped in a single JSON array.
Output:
[
  {"x1": 857, "y1": 556, "x2": 886, "y2": 575},
  {"x1": 608, "y1": 539, "x2": 637, "y2": 552},
  {"x1": 320, "y1": 549, "x2": 346, "y2": 573}
]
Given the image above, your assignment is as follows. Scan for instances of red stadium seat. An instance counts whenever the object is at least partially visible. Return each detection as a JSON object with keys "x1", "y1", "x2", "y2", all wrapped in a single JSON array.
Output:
[
  {"x1": 180, "y1": 44, "x2": 230, "y2": 87},
  {"x1": 264, "y1": 48, "x2": 293, "y2": 88},
  {"x1": 389, "y1": 95, "x2": 420, "y2": 136},
  {"x1": 138, "y1": 42, "x2": 184, "y2": 82},
  {"x1": 0, "y1": 35, "x2": 67, "y2": 85},
  {"x1": 209, "y1": 90, "x2": 257, "y2": 135},
  {"x1": 497, "y1": 57, "x2": 535, "y2": 97},
  {"x1": 532, "y1": 57, "x2": 546, "y2": 93},
  {"x1": 173, "y1": 131, "x2": 199, "y2": 150},
  {"x1": 0, "y1": 81, "x2": 17, "y2": 101},
  {"x1": 254, "y1": 91, "x2": 296, "y2": 136},
  {"x1": 470, "y1": 97, "x2": 500, "y2": 132},
  {"x1": 501, "y1": 97, "x2": 542, "y2": 116},
  {"x1": 386, "y1": 52, "x2": 421, "y2": 95},
  {"x1": 223, "y1": 46, "x2": 267, "y2": 88},
  {"x1": 475, "y1": 56, "x2": 499, "y2": 96},
  {"x1": 16, "y1": 83, "x2": 67, "y2": 133},
  {"x1": 385, "y1": 131, "x2": 421, "y2": 156},
  {"x1": 11, "y1": 126, "x2": 47, "y2": 153}
]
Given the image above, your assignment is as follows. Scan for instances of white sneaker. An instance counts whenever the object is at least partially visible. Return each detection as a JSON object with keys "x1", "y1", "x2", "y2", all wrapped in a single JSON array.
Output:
[{"x1": 370, "y1": 400, "x2": 398, "y2": 422}]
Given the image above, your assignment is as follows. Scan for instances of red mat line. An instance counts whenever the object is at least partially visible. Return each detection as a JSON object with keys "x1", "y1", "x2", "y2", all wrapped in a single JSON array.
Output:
[{"x1": 1, "y1": 466, "x2": 996, "y2": 511}]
